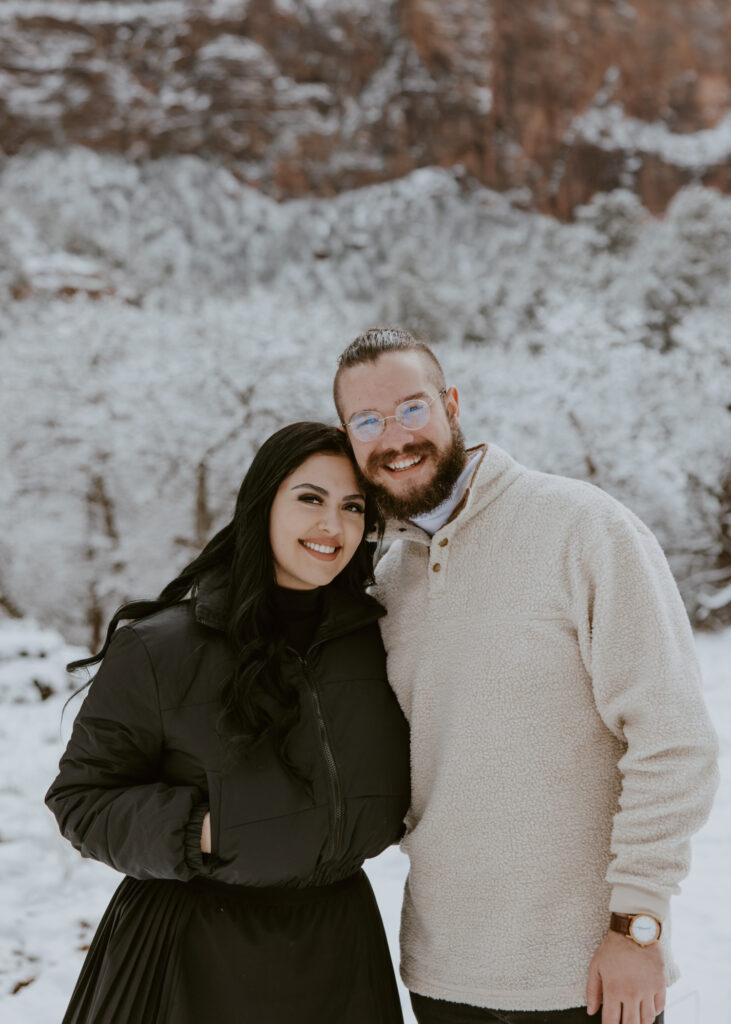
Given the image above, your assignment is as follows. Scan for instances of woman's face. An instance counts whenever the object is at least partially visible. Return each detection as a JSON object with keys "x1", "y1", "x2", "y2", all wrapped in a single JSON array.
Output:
[{"x1": 269, "y1": 453, "x2": 367, "y2": 590}]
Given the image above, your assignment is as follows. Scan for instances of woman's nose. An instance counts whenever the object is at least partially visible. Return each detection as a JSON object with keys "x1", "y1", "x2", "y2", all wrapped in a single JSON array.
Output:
[{"x1": 318, "y1": 509, "x2": 341, "y2": 534}]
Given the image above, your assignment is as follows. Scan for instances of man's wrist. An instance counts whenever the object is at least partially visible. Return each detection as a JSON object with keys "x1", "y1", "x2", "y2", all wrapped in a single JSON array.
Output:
[{"x1": 609, "y1": 911, "x2": 662, "y2": 946}]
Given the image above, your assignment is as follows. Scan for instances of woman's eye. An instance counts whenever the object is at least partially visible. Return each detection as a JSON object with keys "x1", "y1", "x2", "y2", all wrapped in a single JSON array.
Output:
[
  {"x1": 298, "y1": 494, "x2": 322, "y2": 504},
  {"x1": 345, "y1": 504, "x2": 366, "y2": 514}
]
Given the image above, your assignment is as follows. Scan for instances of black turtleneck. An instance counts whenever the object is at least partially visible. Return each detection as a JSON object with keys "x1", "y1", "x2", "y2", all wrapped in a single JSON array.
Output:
[{"x1": 272, "y1": 584, "x2": 325, "y2": 657}]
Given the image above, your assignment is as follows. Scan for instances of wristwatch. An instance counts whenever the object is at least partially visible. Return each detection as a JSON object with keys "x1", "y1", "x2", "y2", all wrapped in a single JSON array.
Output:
[{"x1": 610, "y1": 912, "x2": 662, "y2": 946}]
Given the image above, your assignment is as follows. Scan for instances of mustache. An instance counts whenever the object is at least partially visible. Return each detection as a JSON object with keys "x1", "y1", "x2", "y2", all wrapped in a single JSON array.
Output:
[{"x1": 366, "y1": 440, "x2": 437, "y2": 476}]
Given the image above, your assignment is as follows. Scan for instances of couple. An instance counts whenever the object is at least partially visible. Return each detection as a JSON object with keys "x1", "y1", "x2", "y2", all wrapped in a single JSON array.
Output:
[{"x1": 47, "y1": 328, "x2": 718, "y2": 1024}]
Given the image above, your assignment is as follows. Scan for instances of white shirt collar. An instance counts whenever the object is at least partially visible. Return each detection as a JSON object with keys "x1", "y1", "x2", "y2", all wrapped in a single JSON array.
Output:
[{"x1": 409, "y1": 451, "x2": 482, "y2": 537}]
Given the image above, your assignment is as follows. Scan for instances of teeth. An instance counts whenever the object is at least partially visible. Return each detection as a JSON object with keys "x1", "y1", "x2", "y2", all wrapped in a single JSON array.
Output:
[
  {"x1": 303, "y1": 541, "x2": 338, "y2": 554},
  {"x1": 387, "y1": 456, "x2": 422, "y2": 471}
]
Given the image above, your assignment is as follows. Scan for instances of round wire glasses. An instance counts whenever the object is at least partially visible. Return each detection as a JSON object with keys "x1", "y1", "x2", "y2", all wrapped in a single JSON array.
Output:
[{"x1": 343, "y1": 389, "x2": 447, "y2": 442}]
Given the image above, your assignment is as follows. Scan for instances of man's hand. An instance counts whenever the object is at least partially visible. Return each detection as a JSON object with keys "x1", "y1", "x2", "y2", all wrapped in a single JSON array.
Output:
[{"x1": 586, "y1": 930, "x2": 665, "y2": 1024}]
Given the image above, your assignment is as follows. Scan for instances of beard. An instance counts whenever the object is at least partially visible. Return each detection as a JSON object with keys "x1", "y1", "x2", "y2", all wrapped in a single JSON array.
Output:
[{"x1": 358, "y1": 426, "x2": 468, "y2": 520}]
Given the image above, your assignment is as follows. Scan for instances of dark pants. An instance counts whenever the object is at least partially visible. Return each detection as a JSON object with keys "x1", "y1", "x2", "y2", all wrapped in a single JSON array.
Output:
[{"x1": 410, "y1": 992, "x2": 665, "y2": 1023}]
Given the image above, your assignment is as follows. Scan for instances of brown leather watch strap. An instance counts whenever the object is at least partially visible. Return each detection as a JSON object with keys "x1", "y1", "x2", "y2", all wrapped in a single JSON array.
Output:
[{"x1": 609, "y1": 913, "x2": 632, "y2": 936}]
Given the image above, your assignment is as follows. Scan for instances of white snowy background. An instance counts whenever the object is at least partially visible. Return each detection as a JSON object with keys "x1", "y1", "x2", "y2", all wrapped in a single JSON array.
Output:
[
  {"x1": 1, "y1": 50, "x2": 730, "y2": 1023},
  {"x1": 2, "y1": 150, "x2": 730, "y2": 646}
]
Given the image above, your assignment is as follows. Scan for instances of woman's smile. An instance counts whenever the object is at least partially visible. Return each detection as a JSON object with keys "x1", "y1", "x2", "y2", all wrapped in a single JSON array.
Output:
[{"x1": 299, "y1": 538, "x2": 342, "y2": 560}]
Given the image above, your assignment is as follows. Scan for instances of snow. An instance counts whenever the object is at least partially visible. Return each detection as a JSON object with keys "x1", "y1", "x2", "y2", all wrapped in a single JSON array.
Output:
[
  {"x1": 196, "y1": 35, "x2": 278, "y2": 73},
  {"x1": 472, "y1": 85, "x2": 493, "y2": 115},
  {"x1": 0, "y1": 2, "x2": 198, "y2": 25},
  {"x1": 20, "y1": 253, "x2": 111, "y2": 296},
  {"x1": 5, "y1": 77, "x2": 68, "y2": 119},
  {"x1": 699, "y1": 582, "x2": 731, "y2": 613},
  {"x1": 571, "y1": 104, "x2": 731, "y2": 170},
  {"x1": 206, "y1": 0, "x2": 251, "y2": 17},
  {"x1": 1, "y1": 151, "x2": 729, "y2": 648},
  {"x1": 0, "y1": 0, "x2": 379, "y2": 26},
  {"x1": 297, "y1": 0, "x2": 387, "y2": 17},
  {"x1": 0, "y1": 619, "x2": 728, "y2": 1022}
]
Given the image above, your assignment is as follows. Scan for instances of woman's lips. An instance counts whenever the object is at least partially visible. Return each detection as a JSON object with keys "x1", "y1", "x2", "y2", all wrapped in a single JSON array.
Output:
[{"x1": 299, "y1": 539, "x2": 341, "y2": 561}]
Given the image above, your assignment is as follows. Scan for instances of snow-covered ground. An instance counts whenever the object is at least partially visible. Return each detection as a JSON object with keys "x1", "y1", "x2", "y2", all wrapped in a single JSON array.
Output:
[{"x1": 0, "y1": 619, "x2": 728, "y2": 1023}]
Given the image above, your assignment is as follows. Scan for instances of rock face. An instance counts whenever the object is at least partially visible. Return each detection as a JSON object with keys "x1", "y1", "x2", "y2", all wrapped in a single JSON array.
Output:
[{"x1": 1, "y1": 0, "x2": 729, "y2": 215}]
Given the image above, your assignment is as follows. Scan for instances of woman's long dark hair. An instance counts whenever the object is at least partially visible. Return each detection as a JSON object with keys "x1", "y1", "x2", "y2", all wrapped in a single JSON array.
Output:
[{"x1": 67, "y1": 422, "x2": 383, "y2": 784}]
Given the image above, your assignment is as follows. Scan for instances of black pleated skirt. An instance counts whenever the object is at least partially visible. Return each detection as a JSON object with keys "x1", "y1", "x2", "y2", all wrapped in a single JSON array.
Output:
[{"x1": 62, "y1": 870, "x2": 404, "y2": 1024}]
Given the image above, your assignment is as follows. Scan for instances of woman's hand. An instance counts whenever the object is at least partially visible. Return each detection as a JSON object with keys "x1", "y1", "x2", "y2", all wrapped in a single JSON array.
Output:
[{"x1": 201, "y1": 811, "x2": 212, "y2": 854}]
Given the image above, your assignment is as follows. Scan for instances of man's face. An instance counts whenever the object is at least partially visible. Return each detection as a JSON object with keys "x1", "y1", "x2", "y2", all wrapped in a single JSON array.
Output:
[{"x1": 337, "y1": 350, "x2": 466, "y2": 518}]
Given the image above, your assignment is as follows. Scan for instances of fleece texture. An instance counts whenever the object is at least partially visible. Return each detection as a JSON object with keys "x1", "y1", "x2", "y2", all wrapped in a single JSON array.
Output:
[{"x1": 373, "y1": 443, "x2": 719, "y2": 1011}]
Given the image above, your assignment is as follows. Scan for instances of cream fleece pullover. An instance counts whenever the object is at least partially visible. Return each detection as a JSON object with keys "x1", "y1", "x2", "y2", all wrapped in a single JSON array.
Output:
[{"x1": 373, "y1": 443, "x2": 719, "y2": 1011}]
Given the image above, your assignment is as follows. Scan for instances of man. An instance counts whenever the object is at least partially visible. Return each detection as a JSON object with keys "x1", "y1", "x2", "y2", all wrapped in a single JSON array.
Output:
[{"x1": 333, "y1": 327, "x2": 719, "y2": 1024}]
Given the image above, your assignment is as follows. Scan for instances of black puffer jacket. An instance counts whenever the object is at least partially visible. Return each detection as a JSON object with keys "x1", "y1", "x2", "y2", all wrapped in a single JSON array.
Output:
[{"x1": 46, "y1": 572, "x2": 410, "y2": 888}]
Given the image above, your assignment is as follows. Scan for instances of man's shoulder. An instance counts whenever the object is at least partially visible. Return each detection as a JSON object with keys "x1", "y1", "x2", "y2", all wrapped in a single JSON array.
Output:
[
  {"x1": 508, "y1": 466, "x2": 663, "y2": 576},
  {"x1": 519, "y1": 466, "x2": 624, "y2": 512},
  {"x1": 476, "y1": 451, "x2": 638, "y2": 532}
]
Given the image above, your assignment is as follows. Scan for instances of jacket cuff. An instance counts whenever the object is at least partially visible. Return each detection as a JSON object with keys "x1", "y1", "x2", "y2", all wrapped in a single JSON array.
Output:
[
  {"x1": 184, "y1": 802, "x2": 210, "y2": 874},
  {"x1": 609, "y1": 884, "x2": 669, "y2": 921}
]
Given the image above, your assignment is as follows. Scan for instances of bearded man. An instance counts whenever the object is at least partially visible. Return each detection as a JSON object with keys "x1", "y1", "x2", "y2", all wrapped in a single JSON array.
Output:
[{"x1": 333, "y1": 327, "x2": 718, "y2": 1024}]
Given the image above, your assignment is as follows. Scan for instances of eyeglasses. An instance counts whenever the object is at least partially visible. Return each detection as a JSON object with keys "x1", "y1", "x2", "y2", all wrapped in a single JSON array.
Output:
[{"x1": 343, "y1": 390, "x2": 447, "y2": 442}]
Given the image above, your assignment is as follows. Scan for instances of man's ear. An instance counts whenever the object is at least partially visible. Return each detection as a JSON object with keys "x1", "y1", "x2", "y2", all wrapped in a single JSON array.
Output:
[{"x1": 444, "y1": 385, "x2": 460, "y2": 425}]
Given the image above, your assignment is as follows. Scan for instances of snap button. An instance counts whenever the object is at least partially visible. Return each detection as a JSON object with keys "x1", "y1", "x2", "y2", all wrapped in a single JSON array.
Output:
[
  {"x1": 438, "y1": 537, "x2": 448, "y2": 547},
  {"x1": 433, "y1": 563, "x2": 441, "y2": 572}
]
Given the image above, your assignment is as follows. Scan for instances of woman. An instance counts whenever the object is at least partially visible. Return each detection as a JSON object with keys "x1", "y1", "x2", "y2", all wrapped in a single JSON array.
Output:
[{"x1": 46, "y1": 422, "x2": 410, "y2": 1024}]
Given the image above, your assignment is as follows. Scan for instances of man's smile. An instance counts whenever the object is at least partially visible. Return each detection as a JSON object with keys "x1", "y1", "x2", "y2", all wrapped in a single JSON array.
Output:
[
  {"x1": 367, "y1": 442, "x2": 437, "y2": 483},
  {"x1": 384, "y1": 455, "x2": 424, "y2": 473}
]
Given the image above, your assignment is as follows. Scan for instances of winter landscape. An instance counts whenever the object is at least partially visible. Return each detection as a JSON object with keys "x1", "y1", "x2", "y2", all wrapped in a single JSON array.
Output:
[
  {"x1": 2, "y1": 150, "x2": 729, "y2": 647},
  {"x1": 1, "y1": 150, "x2": 729, "y2": 1019},
  {"x1": 1, "y1": 1, "x2": 730, "y2": 1021}
]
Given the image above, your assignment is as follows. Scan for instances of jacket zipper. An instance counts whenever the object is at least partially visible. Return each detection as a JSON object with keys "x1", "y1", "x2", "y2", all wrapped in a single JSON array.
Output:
[{"x1": 296, "y1": 652, "x2": 344, "y2": 861}]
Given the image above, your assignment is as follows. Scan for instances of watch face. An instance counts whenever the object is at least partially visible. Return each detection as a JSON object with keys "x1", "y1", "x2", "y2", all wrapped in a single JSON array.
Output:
[{"x1": 630, "y1": 915, "x2": 659, "y2": 943}]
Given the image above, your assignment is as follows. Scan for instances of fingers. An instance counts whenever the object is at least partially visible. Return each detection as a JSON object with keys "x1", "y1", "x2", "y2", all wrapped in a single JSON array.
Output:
[
  {"x1": 640, "y1": 998, "x2": 658, "y2": 1024},
  {"x1": 600, "y1": 995, "x2": 622, "y2": 1024},
  {"x1": 586, "y1": 964, "x2": 602, "y2": 1016},
  {"x1": 615, "y1": 1002, "x2": 640, "y2": 1024},
  {"x1": 601, "y1": 998, "x2": 659, "y2": 1024}
]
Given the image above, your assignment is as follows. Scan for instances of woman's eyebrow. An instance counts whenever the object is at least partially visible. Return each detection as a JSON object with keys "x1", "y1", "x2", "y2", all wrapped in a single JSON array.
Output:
[
  {"x1": 292, "y1": 483, "x2": 327, "y2": 495},
  {"x1": 291, "y1": 483, "x2": 365, "y2": 502}
]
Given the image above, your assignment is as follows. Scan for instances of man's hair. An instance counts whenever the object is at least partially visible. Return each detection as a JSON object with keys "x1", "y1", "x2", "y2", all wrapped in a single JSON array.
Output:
[{"x1": 334, "y1": 327, "x2": 446, "y2": 419}]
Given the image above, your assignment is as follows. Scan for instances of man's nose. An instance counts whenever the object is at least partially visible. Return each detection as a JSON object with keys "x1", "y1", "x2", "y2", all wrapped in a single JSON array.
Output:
[{"x1": 380, "y1": 414, "x2": 414, "y2": 446}]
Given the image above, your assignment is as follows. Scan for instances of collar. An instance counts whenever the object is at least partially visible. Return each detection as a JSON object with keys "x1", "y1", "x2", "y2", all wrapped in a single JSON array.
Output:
[
  {"x1": 193, "y1": 563, "x2": 231, "y2": 631},
  {"x1": 409, "y1": 449, "x2": 482, "y2": 536},
  {"x1": 377, "y1": 443, "x2": 524, "y2": 546}
]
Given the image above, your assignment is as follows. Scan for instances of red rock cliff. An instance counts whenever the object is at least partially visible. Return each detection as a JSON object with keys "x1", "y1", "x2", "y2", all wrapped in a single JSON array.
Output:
[{"x1": 1, "y1": 0, "x2": 729, "y2": 215}]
